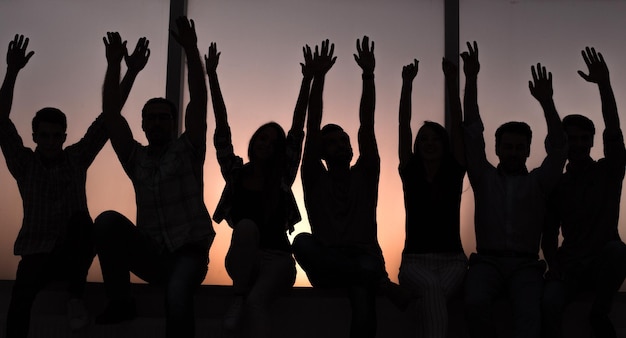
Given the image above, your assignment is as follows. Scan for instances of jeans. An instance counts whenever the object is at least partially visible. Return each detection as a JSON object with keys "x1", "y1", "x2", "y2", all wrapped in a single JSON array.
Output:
[
  {"x1": 542, "y1": 240, "x2": 626, "y2": 338},
  {"x1": 94, "y1": 210, "x2": 209, "y2": 338},
  {"x1": 225, "y1": 219, "x2": 296, "y2": 338},
  {"x1": 6, "y1": 211, "x2": 95, "y2": 338},
  {"x1": 464, "y1": 253, "x2": 545, "y2": 338},
  {"x1": 293, "y1": 233, "x2": 385, "y2": 338}
]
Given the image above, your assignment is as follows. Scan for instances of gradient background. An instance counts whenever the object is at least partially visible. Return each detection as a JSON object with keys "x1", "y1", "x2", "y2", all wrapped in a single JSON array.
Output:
[{"x1": 0, "y1": 0, "x2": 625, "y2": 290}]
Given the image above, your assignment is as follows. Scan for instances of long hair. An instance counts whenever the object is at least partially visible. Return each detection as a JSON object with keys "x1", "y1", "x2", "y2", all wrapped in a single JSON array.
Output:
[{"x1": 413, "y1": 121, "x2": 452, "y2": 160}]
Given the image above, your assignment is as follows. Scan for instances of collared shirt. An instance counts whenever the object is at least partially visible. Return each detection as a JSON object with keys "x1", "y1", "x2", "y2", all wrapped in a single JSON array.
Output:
[
  {"x1": 547, "y1": 129, "x2": 625, "y2": 266},
  {"x1": 464, "y1": 118, "x2": 567, "y2": 255},
  {"x1": 0, "y1": 114, "x2": 107, "y2": 255},
  {"x1": 213, "y1": 126, "x2": 303, "y2": 234},
  {"x1": 122, "y1": 133, "x2": 214, "y2": 252}
]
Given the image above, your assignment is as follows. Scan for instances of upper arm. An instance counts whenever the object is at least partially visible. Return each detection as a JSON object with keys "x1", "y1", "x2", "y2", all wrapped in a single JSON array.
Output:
[{"x1": 106, "y1": 112, "x2": 137, "y2": 165}]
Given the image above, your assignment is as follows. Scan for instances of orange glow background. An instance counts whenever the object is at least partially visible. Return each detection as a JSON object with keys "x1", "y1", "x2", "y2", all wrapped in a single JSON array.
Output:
[{"x1": 0, "y1": 0, "x2": 625, "y2": 291}]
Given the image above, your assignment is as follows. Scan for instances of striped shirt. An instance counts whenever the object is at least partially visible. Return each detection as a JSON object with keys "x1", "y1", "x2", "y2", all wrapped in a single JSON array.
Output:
[
  {"x1": 122, "y1": 133, "x2": 214, "y2": 252},
  {"x1": 0, "y1": 114, "x2": 107, "y2": 255}
]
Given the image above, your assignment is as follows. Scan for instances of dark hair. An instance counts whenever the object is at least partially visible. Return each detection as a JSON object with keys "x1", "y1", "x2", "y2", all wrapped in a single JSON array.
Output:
[
  {"x1": 142, "y1": 97, "x2": 178, "y2": 121},
  {"x1": 414, "y1": 121, "x2": 451, "y2": 156},
  {"x1": 248, "y1": 122, "x2": 287, "y2": 163},
  {"x1": 563, "y1": 114, "x2": 595, "y2": 135},
  {"x1": 321, "y1": 123, "x2": 345, "y2": 136},
  {"x1": 495, "y1": 121, "x2": 532, "y2": 149},
  {"x1": 32, "y1": 107, "x2": 67, "y2": 132}
]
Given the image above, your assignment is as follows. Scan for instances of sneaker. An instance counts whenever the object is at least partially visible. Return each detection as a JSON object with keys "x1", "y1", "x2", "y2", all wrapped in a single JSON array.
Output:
[
  {"x1": 95, "y1": 298, "x2": 137, "y2": 325},
  {"x1": 67, "y1": 298, "x2": 89, "y2": 331},
  {"x1": 222, "y1": 296, "x2": 244, "y2": 331}
]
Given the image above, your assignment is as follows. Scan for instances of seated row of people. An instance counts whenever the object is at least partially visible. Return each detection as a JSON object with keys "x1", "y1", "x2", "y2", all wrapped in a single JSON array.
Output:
[{"x1": 1, "y1": 17, "x2": 624, "y2": 338}]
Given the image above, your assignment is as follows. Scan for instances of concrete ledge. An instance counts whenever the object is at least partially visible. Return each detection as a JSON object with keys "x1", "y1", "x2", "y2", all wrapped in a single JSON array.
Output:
[{"x1": 0, "y1": 280, "x2": 624, "y2": 337}]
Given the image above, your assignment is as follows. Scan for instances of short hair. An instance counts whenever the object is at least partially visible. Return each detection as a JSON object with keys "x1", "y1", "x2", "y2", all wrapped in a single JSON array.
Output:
[
  {"x1": 142, "y1": 97, "x2": 178, "y2": 122},
  {"x1": 32, "y1": 107, "x2": 67, "y2": 132},
  {"x1": 321, "y1": 123, "x2": 345, "y2": 136},
  {"x1": 248, "y1": 122, "x2": 286, "y2": 162},
  {"x1": 563, "y1": 114, "x2": 595, "y2": 135},
  {"x1": 495, "y1": 121, "x2": 532, "y2": 148}
]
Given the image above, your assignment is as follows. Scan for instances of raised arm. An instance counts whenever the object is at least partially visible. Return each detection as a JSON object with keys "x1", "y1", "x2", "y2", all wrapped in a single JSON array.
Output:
[
  {"x1": 460, "y1": 41, "x2": 480, "y2": 125},
  {"x1": 205, "y1": 42, "x2": 228, "y2": 136},
  {"x1": 577, "y1": 47, "x2": 620, "y2": 135},
  {"x1": 0, "y1": 34, "x2": 34, "y2": 122},
  {"x1": 398, "y1": 59, "x2": 418, "y2": 168},
  {"x1": 354, "y1": 36, "x2": 377, "y2": 160},
  {"x1": 529, "y1": 63, "x2": 565, "y2": 149},
  {"x1": 290, "y1": 45, "x2": 313, "y2": 134},
  {"x1": 120, "y1": 37, "x2": 150, "y2": 107},
  {"x1": 443, "y1": 58, "x2": 465, "y2": 166},
  {"x1": 171, "y1": 17, "x2": 208, "y2": 148},
  {"x1": 302, "y1": 39, "x2": 336, "y2": 173},
  {"x1": 102, "y1": 32, "x2": 135, "y2": 163}
]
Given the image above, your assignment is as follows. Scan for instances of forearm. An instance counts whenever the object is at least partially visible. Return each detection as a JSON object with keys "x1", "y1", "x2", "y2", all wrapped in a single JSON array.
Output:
[
  {"x1": 0, "y1": 68, "x2": 19, "y2": 120},
  {"x1": 185, "y1": 45, "x2": 208, "y2": 111},
  {"x1": 119, "y1": 69, "x2": 140, "y2": 107},
  {"x1": 359, "y1": 74, "x2": 375, "y2": 129},
  {"x1": 463, "y1": 75, "x2": 480, "y2": 124},
  {"x1": 541, "y1": 99, "x2": 566, "y2": 148},
  {"x1": 598, "y1": 80, "x2": 620, "y2": 132},
  {"x1": 290, "y1": 75, "x2": 312, "y2": 133},
  {"x1": 398, "y1": 80, "x2": 413, "y2": 162},
  {"x1": 103, "y1": 62, "x2": 122, "y2": 118},
  {"x1": 207, "y1": 71, "x2": 229, "y2": 133},
  {"x1": 307, "y1": 75, "x2": 325, "y2": 134},
  {"x1": 447, "y1": 76, "x2": 465, "y2": 164}
]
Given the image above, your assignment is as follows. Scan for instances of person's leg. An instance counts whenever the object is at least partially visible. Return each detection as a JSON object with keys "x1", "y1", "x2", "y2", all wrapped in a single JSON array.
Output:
[
  {"x1": 163, "y1": 241, "x2": 209, "y2": 338},
  {"x1": 508, "y1": 260, "x2": 545, "y2": 338},
  {"x1": 94, "y1": 210, "x2": 163, "y2": 323},
  {"x1": 541, "y1": 278, "x2": 575, "y2": 338},
  {"x1": 62, "y1": 211, "x2": 95, "y2": 299},
  {"x1": 347, "y1": 284, "x2": 377, "y2": 338},
  {"x1": 589, "y1": 240, "x2": 626, "y2": 338},
  {"x1": 225, "y1": 219, "x2": 260, "y2": 294},
  {"x1": 292, "y1": 233, "x2": 342, "y2": 287},
  {"x1": 244, "y1": 250, "x2": 296, "y2": 338},
  {"x1": 464, "y1": 254, "x2": 504, "y2": 338},
  {"x1": 6, "y1": 255, "x2": 53, "y2": 338}
]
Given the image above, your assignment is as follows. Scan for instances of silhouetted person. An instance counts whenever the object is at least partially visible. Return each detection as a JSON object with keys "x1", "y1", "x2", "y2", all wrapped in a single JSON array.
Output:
[
  {"x1": 397, "y1": 58, "x2": 468, "y2": 338},
  {"x1": 541, "y1": 47, "x2": 626, "y2": 338},
  {"x1": 461, "y1": 41, "x2": 567, "y2": 338},
  {"x1": 207, "y1": 42, "x2": 312, "y2": 337},
  {"x1": 292, "y1": 37, "x2": 400, "y2": 338},
  {"x1": 94, "y1": 18, "x2": 212, "y2": 338},
  {"x1": 0, "y1": 34, "x2": 147, "y2": 338}
]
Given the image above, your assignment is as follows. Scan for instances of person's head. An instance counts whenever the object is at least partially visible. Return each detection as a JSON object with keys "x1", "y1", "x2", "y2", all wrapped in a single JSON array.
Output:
[
  {"x1": 32, "y1": 107, "x2": 67, "y2": 159},
  {"x1": 248, "y1": 122, "x2": 286, "y2": 164},
  {"x1": 414, "y1": 121, "x2": 449, "y2": 162},
  {"x1": 321, "y1": 124, "x2": 353, "y2": 168},
  {"x1": 495, "y1": 121, "x2": 532, "y2": 175},
  {"x1": 141, "y1": 98, "x2": 178, "y2": 146},
  {"x1": 562, "y1": 114, "x2": 595, "y2": 162}
]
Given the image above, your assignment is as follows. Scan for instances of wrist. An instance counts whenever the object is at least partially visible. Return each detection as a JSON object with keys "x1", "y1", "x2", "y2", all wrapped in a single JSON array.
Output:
[{"x1": 362, "y1": 72, "x2": 374, "y2": 80}]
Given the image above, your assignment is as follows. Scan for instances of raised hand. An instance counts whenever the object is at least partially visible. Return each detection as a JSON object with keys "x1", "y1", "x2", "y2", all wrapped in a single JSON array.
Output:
[
  {"x1": 300, "y1": 44, "x2": 314, "y2": 79},
  {"x1": 577, "y1": 46, "x2": 610, "y2": 85},
  {"x1": 170, "y1": 16, "x2": 197, "y2": 50},
  {"x1": 460, "y1": 41, "x2": 479, "y2": 78},
  {"x1": 103, "y1": 32, "x2": 126, "y2": 64},
  {"x1": 204, "y1": 42, "x2": 220, "y2": 75},
  {"x1": 402, "y1": 59, "x2": 418, "y2": 82},
  {"x1": 311, "y1": 39, "x2": 336, "y2": 76},
  {"x1": 354, "y1": 35, "x2": 375, "y2": 74},
  {"x1": 6, "y1": 34, "x2": 34, "y2": 71},
  {"x1": 529, "y1": 63, "x2": 553, "y2": 104},
  {"x1": 125, "y1": 37, "x2": 150, "y2": 73},
  {"x1": 442, "y1": 58, "x2": 458, "y2": 79}
]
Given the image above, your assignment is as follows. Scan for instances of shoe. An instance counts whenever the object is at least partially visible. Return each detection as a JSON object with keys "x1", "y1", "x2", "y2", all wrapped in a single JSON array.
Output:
[
  {"x1": 222, "y1": 296, "x2": 244, "y2": 331},
  {"x1": 95, "y1": 298, "x2": 137, "y2": 325},
  {"x1": 67, "y1": 298, "x2": 89, "y2": 331}
]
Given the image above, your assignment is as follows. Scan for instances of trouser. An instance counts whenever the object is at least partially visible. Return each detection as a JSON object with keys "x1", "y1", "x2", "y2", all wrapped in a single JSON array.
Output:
[
  {"x1": 542, "y1": 240, "x2": 626, "y2": 338},
  {"x1": 6, "y1": 211, "x2": 95, "y2": 338},
  {"x1": 225, "y1": 219, "x2": 296, "y2": 338},
  {"x1": 292, "y1": 233, "x2": 386, "y2": 338},
  {"x1": 464, "y1": 253, "x2": 545, "y2": 338},
  {"x1": 94, "y1": 210, "x2": 210, "y2": 338},
  {"x1": 399, "y1": 252, "x2": 468, "y2": 338}
]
